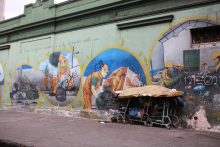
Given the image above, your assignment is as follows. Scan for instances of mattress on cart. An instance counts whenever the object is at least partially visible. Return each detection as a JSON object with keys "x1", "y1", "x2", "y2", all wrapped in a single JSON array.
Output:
[{"x1": 118, "y1": 85, "x2": 182, "y2": 99}]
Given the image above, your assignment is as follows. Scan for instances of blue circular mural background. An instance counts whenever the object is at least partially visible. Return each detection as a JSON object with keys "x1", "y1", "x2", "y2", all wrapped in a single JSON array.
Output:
[{"x1": 84, "y1": 48, "x2": 146, "y2": 85}]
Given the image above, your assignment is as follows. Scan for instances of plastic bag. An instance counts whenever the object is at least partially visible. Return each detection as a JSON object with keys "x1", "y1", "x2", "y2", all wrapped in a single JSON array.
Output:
[{"x1": 129, "y1": 106, "x2": 140, "y2": 117}]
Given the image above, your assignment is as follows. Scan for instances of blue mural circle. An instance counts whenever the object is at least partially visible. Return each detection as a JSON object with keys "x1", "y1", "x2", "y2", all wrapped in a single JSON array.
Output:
[
  {"x1": 0, "y1": 61, "x2": 5, "y2": 103},
  {"x1": 84, "y1": 48, "x2": 146, "y2": 84},
  {"x1": 83, "y1": 48, "x2": 146, "y2": 110}
]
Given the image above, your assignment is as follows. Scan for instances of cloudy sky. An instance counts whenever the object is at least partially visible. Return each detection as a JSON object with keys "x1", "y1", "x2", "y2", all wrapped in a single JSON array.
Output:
[{"x1": 5, "y1": 0, "x2": 67, "y2": 20}]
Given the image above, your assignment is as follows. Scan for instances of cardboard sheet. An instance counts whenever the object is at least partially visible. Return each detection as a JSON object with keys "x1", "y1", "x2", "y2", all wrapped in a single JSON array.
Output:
[{"x1": 118, "y1": 85, "x2": 182, "y2": 99}]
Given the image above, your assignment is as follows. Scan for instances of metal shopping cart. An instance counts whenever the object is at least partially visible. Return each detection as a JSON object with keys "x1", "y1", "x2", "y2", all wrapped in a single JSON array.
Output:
[{"x1": 117, "y1": 85, "x2": 183, "y2": 129}]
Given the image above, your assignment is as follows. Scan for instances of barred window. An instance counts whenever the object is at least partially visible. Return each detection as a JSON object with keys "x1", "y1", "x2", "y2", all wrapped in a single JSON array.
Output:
[{"x1": 191, "y1": 26, "x2": 220, "y2": 44}]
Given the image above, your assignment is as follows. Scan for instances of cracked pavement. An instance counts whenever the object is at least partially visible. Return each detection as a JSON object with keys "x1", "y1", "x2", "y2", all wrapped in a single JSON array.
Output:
[{"x1": 0, "y1": 109, "x2": 220, "y2": 147}]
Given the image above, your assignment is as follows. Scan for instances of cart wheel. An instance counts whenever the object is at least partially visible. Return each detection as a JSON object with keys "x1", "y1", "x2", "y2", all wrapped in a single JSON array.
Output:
[
  {"x1": 148, "y1": 121, "x2": 153, "y2": 127},
  {"x1": 174, "y1": 124, "x2": 179, "y2": 129},
  {"x1": 111, "y1": 117, "x2": 117, "y2": 123},
  {"x1": 165, "y1": 125, "x2": 170, "y2": 130}
]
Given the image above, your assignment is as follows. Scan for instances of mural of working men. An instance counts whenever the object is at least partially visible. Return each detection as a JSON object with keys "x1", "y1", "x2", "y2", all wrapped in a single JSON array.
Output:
[
  {"x1": 82, "y1": 48, "x2": 146, "y2": 112},
  {"x1": 150, "y1": 19, "x2": 220, "y2": 128},
  {"x1": 38, "y1": 50, "x2": 81, "y2": 107},
  {"x1": 49, "y1": 53, "x2": 74, "y2": 96},
  {"x1": 211, "y1": 51, "x2": 220, "y2": 74},
  {"x1": 197, "y1": 60, "x2": 210, "y2": 76},
  {"x1": 162, "y1": 61, "x2": 177, "y2": 85},
  {"x1": 43, "y1": 65, "x2": 51, "y2": 90},
  {"x1": 174, "y1": 63, "x2": 181, "y2": 75},
  {"x1": 10, "y1": 65, "x2": 39, "y2": 109},
  {"x1": 180, "y1": 64, "x2": 184, "y2": 74},
  {"x1": 83, "y1": 64, "x2": 109, "y2": 109}
]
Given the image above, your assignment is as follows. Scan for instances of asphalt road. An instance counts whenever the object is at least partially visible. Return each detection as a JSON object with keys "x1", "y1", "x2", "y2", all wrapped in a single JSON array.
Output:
[{"x1": 0, "y1": 109, "x2": 220, "y2": 147}]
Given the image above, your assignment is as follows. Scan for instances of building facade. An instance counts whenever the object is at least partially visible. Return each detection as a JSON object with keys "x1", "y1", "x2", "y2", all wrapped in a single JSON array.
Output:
[
  {"x1": 0, "y1": 0, "x2": 6, "y2": 21},
  {"x1": 0, "y1": 0, "x2": 220, "y2": 130}
]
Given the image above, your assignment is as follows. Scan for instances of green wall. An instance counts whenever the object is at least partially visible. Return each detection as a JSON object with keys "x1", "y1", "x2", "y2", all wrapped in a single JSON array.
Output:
[{"x1": 0, "y1": 0, "x2": 220, "y2": 130}]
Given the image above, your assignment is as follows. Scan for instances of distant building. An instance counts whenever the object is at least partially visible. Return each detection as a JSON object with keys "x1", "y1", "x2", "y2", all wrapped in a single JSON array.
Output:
[{"x1": 0, "y1": 0, "x2": 6, "y2": 21}]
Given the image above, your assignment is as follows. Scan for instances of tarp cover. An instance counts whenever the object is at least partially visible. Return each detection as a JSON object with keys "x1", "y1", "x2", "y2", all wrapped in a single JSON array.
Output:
[{"x1": 118, "y1": 85, "x2": 182, "y2": 99}]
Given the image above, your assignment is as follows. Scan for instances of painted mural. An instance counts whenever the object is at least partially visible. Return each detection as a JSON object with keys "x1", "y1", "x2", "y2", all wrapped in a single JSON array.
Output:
[
  {"x1": 9, "y1": 49, "x2": 81, "y2": 108},
  {"x1": 0, "y1": 61, "x2": 4, "y2": 103},
  {"x1": 83, "y1": 48, "x2": 146, "y2": 112},
  {"x1": 39, "y1": 50, "x2": 81, "y2": 107},
  {"x1": 150, "y1": 19, "x2": 220, "y2": 126},
  {"x1": 10, "y1": 65, "x2": 39, "y2": 109}
]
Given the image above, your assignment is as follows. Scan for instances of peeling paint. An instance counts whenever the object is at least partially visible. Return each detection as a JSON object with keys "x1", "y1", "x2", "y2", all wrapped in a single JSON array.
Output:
[{"x1": 186, "y1": 106, "x2": 211, "y2": 131}]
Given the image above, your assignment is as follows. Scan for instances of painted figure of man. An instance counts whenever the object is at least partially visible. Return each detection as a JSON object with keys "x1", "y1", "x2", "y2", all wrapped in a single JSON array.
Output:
[
  {"x1": 43, "y1": 65, "x2": 51, "y2": 90},
  {"x1": 198, "y1": 60, "x2": 210, "y2": 76},
  {"x1": 211, "y1": 51, "x2": 220, "y2": 74},
  {"x1": 174, "y1": 63, "x2": 181, "y2": 75},
  {"x1": 179, "y1": 63, "x2": 184, "y2": 74},
  {"x1": 162, "y1": 61, "x2": 177, "y2": 85},
  {"x1": 83, "y1": 64, "x2": 109, "y2": 109},
  {"x1": 50, "y1": 53, "x2": 74, "y2": 96}
]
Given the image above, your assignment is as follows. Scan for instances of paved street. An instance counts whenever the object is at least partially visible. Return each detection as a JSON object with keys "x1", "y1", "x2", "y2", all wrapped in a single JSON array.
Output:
[{"x1": 0, "y1": 109, "x2": 220, "y2": 147}]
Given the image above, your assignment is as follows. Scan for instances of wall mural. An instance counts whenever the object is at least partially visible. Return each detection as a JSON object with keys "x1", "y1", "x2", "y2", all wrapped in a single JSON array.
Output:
[
  {"x1": 83, "y1": 48, "x2": 146, "y2": 114},
  {"x1": 10, "y1": 64, "x2": 39, "y2": 109},
  {"x1": 10, "y1": 49, "x2": 81, "y2": 108},
  {"x1": 0, "y1": 60, "x2": 5, "y2": 103},
  {"x1": 39, "y1": 50, "x2": 81, "y2": 107},
  {"x1": 150, "y1": 19, "x2": 220, "y2": 125}
]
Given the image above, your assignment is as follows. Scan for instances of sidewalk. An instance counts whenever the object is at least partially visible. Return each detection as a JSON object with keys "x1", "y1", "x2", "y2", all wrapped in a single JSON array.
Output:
[{"x1": 0, "y1": 109, "x2": 220, "y2": 147}]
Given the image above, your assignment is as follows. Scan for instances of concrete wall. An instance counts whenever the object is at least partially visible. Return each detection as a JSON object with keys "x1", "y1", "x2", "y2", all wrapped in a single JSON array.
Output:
[
  {"x1": 151, "y1": 18, "x2": 220, "y2": 131},
  {"x1": 0, "y1": 0, "x2": 220, "y2": 131}
]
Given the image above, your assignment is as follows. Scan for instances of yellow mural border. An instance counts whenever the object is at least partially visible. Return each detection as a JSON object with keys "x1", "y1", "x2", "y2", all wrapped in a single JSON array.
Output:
[
  {"x1": 0, "y1": 60, "x2": 6, "y2": 104},
  {"x1": 8, "y1": 48, "x2": 83, "y2": 109},
  {"x1": 9, "y1": 63, "x2": 40, "y2": 109},
  {"x1": 43, "y1": 48, "x2": 83, "y2": 108},
  {"x1": 148, "y1": 16, "x2": 220, "y2": 84},
  {"x1": 81, "y1": 46, "x2": 147, "y2": 119}
]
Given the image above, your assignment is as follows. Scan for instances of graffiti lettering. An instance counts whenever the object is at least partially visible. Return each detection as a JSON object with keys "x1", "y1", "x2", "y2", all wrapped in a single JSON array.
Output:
[
  {"x1": 35, "y1": 47, "x2": 38, "y2": 52},
  {"x1": 184, "y1": 76, "x2": 192, "y2": 85},
  {"x1": 195, "y1": 75, "x2": 203, "y2": 85},
  {"x1": 72, "y1": 39, "x2": 81, "y2": 44},
  {"x1": 83, "y1": 37, "x2": 91, "y2": 42},
  {"x1": 184, "y1": 75, "x2": 218, "y2": 86},
  {"x1": 19, "y1": 45, "x2": 50, "y2": 54},
  {"x1": 44, "y1": 44, "x2": 52, "y2": 49}
]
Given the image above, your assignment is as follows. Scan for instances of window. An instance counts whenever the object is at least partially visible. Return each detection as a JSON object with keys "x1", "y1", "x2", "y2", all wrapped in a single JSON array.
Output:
[{"x1": 191, "y1": 26, "x2": 220, "y2": 44}]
